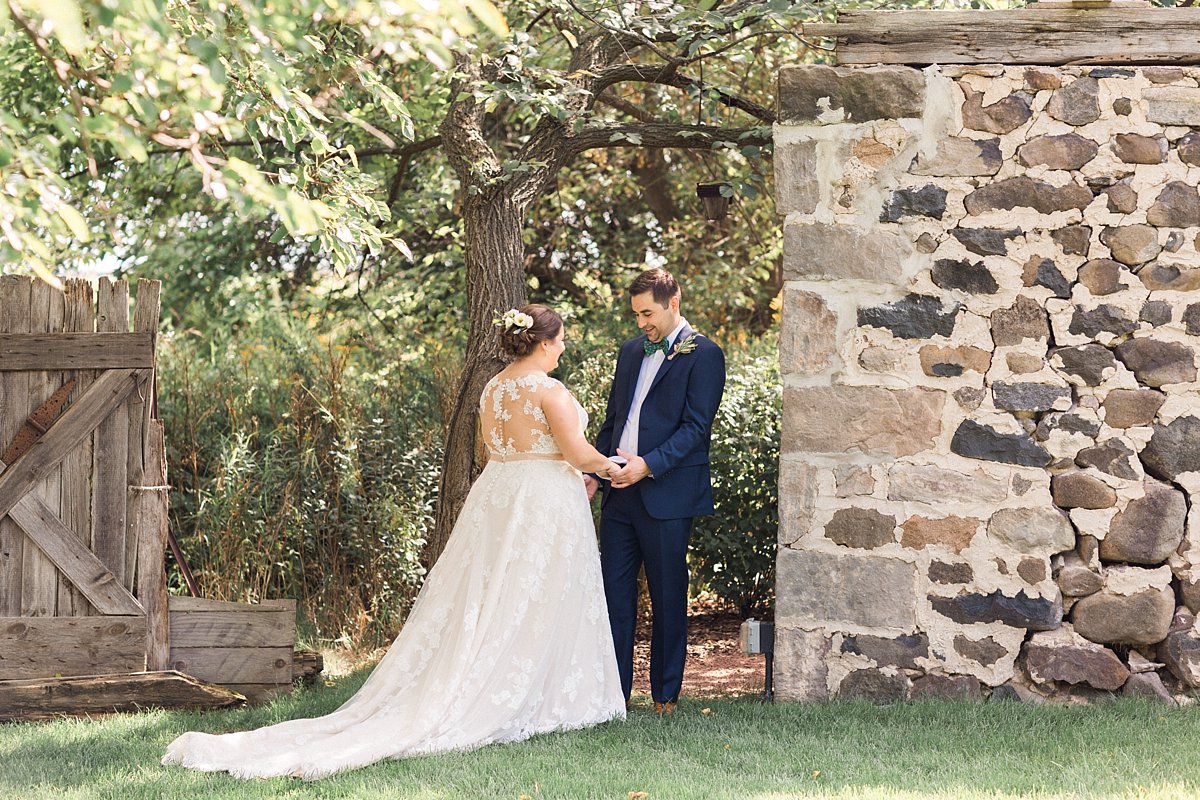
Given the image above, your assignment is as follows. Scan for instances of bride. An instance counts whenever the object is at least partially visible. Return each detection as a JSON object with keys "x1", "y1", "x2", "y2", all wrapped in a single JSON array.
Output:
[{"x1": 163, "y1": 304, "x2": 626, "y2": 779}]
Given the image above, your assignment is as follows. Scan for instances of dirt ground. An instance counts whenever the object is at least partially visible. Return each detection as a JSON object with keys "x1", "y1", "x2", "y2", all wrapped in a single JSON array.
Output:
[{"x1": 631, "y1": 608, "x2": 768, "y2": 700}]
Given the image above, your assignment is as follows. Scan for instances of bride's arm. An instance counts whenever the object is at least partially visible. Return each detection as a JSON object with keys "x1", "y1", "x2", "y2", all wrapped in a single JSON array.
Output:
[{"x1": 541, "y1": 386, "x2": 614, "y2": 476}]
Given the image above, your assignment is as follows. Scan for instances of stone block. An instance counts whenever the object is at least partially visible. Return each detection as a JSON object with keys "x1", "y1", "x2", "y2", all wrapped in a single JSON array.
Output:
[
  {"x1": 952, "y1": 227, "x2": 1021, "y2": 256},
  {"x1": 1099, "y1": 388, "x2": 1161, "y2": 431},
  {"x1": 824, "y1": 507, "x2": 896, "y2": 550},
  {"x1": 961, "y1": 85, "x2": 1032, "y2": 134},
  {"x1": 991, "y1": 295, "x2": 1049, "y2": 347},
  {"x1": 840, "y1": 632, "x2": 929, "y2": 669},
  {"x1": 778, "y1": 459, "x2": 819, "y2": 547},
  {"x1": 1144, "y1": 86, "x2": 1200, "y2": 126},
  {"x1": 1158, "y1": 628, "x2": 1200, "y2": 688},
  {"x1": 1016, "y1": 133, "x2": 1098, "y2": 170},
  {"x1": 931, "y1": 589, "x2": 1062, "y2": 631},
  {"x1": 1051, "y1": 225, "x2": 1091, "y2": 257},
  {"x1": 1071, "y1": 566, "x2": 1174, "y2": 646},
  {"x1": 1101, "y1": 225, "x2": 1161, "y2": 266},
  {"x1": 993, "y1": 382, "x2": 1071, "y2": 413},
  {"x1": 783, "y1": 386, "x2": 945, "y2": 457},
  {"x1": 1139, "y1": 415, "x2": 1200, "y2": 482},
  {"x1": 1147, "y1": 181, "x2": 1200, "y2": 228},
  {"x1": 777, "y1": 548, "x2": 917, "y2": 629},
  {"x1": 930, "y1": 561, "x2": 974, "y2": 584},
  {"x1": 1112, "y1": 133, "x2": 1168, "y2": 165},
  {"x1": 1114, "y1": 338, "x2": 1196, "y2": 388},
  {"x1": 837, "y1": 668, "x2": 910, "y2": 702},
  {"x1": 900, "y1": 515, "x2": 980, "y2": 554},
  {"x1": 858, "y1": 294, "x2": 961, "y2": 340},
  {"x1": 775, "y1": 140, "x2": 820, "y2": 215},
  {"x1": 1023, "y1": 626, "x2": 1129, "y2": 690},
  {"x1": 887, "y1": 463, "x2": 1008, "y2": 505},
  {"x1": 932, "y1": 259, "x2": 999, "y2": 294},
  {"x1": 1050, "y1": 344, "x2": 1118, "y2": 388},
  {"x1": 783, "y1": 222, "x2": 915, "y2": 283},
  {"x1": 1100, "y1": 478, "x2": 1186, "y2": 565},
  {"x1": 1068, "y1": 305, "x2": 1137, "y2": 340},
  {"x1": 1077, "y1": 259, "x2": 1126, "y2": 296},
  {"x1": 780, "y1": 289, "x2": 837, "y2": 376},
  {"x1": 880, "y1": 185, "x2": 948, "y2": 222},
  {"x1": 951, "y1": 420, "x2": 1052, "y2": 467},
  {"x1": 1051, "y1": 472, "x2": 1117, "y2": 510},
  {"x1": 911, "y1": 137, "x2": 1002, "y2": 177},
  {"x1": 1138, "y1": 262, "x2": 1200, "y2": 292},
  {"x1": 918, "y1": 345, "x2": 992, "y2": 378},
  {"x1": 986, "y1": 506, "x2": 1075, "y2": 556},
  {"x1": 774, "y1": 626, "x2": 831, "y2": 701},
  {"x1": 964, "y1": 177, "x2": 1092, "y2": 216},
  {"x1": 1046, "y1": 76, "x2": 1100, "y2": 125},
  {"x1": 954, "y1": 634, "x2": 1008, "y2": 667},
  {"x1": 778, "y1": 64, "x2": 925, "y2": 124}
]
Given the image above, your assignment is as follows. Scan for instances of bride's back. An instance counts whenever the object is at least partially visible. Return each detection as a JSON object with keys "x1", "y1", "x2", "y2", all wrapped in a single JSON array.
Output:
[{"x1": 479, "y1": 373, "x2": 566, "y2": 459}]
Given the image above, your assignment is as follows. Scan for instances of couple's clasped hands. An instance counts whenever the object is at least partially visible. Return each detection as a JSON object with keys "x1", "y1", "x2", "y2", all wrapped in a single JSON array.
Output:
[{"x1": 584, "y1": 448, "x2": 649, "y2": 499}]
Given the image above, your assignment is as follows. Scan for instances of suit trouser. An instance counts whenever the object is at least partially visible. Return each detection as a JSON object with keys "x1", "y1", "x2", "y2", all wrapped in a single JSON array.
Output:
[{"x1": 599, "y1": 482, "x2": 692, "y2": 703}]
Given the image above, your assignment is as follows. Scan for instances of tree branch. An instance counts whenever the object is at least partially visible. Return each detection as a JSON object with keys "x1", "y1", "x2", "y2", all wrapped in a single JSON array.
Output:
[
  {"x1": 567, "y1": 122, "x2": 769, "y2": 157},
  {"x1": 589, "y1": 63, "x2": 775, "y2": 123}
]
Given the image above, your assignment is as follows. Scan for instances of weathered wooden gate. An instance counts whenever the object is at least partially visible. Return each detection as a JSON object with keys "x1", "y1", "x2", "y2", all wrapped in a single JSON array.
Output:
[{"x1": 0, "y1": 275, "x2": 169, "y2": 680}]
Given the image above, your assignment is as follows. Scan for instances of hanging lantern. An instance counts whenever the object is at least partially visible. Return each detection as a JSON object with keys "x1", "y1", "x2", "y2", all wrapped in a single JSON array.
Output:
[{"x1": 696, "y1": 182, "x2": 732, "y2": 221}]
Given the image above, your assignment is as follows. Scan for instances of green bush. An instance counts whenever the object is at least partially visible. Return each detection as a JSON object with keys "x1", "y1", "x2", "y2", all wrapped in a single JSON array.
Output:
[
  {"x1": 157, "y1": 308, "x2": 448, "y2": 648},
  {"x1": 690, "y1": 338, "x2": 780, "y2": 616}
]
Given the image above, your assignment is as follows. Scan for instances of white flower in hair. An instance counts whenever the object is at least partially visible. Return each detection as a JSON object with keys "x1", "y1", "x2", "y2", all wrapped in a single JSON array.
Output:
[{"x1": 493, "y1": 308, "x2": 534, "y2": 332}]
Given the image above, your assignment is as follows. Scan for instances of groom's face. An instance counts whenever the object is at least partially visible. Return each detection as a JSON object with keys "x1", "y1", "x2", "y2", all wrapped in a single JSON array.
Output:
[{"x1": 631, "y1": 292, "x2": 680, "y2": 343}]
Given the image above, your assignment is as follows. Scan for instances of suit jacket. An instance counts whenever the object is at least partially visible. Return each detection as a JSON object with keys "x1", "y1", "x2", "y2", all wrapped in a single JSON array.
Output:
[{"x1": 596, "y1": 322, "x2": 726, "y2": 520}]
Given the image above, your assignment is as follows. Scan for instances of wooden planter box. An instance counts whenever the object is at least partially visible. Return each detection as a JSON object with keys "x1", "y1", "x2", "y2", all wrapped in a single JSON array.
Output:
[{"x1": 167, "y1": 596, "x2": 297, "y2": 704}]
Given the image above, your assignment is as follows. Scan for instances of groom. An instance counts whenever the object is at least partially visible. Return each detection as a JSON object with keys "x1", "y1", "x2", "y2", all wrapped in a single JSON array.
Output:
[{"x1": 585, "y1": 268, "x2": 725, "y2": 715}]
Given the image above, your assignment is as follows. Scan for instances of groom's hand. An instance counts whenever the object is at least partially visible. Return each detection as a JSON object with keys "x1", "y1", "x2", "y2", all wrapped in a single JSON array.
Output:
[
  {"x1": 583, "y1": 474, "x2": 600, "y2": 500},
  {"x1": 610, "y1": 448, "x2": 651, "y2": 488}
]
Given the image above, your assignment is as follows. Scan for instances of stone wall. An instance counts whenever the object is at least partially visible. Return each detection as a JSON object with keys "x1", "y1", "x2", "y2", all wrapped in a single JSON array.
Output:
[{"x1": 775, "y1": 63, "x2": 1200, "y2": 703}]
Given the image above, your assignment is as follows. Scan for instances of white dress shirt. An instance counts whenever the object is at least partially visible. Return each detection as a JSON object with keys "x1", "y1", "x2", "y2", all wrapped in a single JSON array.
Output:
[{"x1": 618, "y1": 318, "x2": 688, "y2": 458}]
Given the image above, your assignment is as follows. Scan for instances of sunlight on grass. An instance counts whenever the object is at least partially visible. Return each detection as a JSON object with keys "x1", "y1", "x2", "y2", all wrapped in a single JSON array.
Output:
[{"x1": 2, "y1": 671, "x2": 1199, "y2": 800}]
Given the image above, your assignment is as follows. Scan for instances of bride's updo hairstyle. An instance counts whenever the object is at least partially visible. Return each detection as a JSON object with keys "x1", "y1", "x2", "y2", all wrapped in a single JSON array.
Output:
[{"x1": 497, "y1": 303, "x2": 563, "y2": 359}]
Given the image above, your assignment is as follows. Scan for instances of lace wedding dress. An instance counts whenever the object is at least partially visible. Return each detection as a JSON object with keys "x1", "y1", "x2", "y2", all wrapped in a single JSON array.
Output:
[{"x1": 162, "y1": 373, "x2": 625, "y2": 779}]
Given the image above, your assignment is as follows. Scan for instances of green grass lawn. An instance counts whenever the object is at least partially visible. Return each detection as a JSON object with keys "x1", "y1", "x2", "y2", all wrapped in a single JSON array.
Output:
[{"x1": 2, "y1": 669, "x2": 1197, "y2": 799}]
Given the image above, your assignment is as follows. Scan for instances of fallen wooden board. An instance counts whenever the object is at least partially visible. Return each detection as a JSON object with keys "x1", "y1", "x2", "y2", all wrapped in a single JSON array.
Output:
[
  {"x1": 0, "y1": 670, "x2": 244, "y2": 722},
  {"x1": 293, "y1": 649, "x2": 323, "y2": 685},
  {"x1": 804, "y1": 8, "x2": 1200, "y2": 66}
]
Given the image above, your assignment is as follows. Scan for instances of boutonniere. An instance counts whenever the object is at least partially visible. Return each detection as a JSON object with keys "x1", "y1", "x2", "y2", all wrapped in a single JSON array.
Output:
[{"x1": 666, "y1": 334, "x2": 699, "y2": 361}]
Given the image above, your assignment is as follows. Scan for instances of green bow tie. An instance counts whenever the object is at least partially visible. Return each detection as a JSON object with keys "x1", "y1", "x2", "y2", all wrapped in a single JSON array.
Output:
[{"x1": 643, "y1": 338, "x2": 669, "y2": 356}]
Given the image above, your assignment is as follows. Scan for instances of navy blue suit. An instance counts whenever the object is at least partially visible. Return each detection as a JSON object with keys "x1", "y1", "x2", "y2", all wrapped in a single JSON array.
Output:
[{"x1": 596, "y1": 323, "x2": 725, "y2": 703}]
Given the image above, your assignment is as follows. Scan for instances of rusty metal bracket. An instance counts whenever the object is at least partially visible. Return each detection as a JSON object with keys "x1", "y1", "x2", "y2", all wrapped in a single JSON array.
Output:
[{"x1": 0, "y1": 376, "x2": 78, "y2": 467}]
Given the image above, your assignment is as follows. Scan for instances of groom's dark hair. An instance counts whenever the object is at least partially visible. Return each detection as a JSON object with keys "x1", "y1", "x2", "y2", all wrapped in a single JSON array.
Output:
[{"x1": 628, "y1": 268, "x2": 680, "y2": 307}]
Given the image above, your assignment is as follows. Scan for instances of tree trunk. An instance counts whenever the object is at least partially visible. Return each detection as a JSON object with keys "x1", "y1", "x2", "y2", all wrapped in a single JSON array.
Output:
[{"x1": 426, "y1": 195, "x2": 528, "y2": 565}]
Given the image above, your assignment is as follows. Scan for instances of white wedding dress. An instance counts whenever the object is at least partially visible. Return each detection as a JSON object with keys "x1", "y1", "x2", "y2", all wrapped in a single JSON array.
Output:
[{"x1": 162, "y1": 373, "x2": 625, "y2": 779}]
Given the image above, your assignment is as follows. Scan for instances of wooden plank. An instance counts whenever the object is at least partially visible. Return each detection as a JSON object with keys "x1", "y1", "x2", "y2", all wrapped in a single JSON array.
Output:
[
  {"x1": 1, "y1": 458, "x2": 142, "y2": 615},
  {"x1": 0, "y1": 275, "x2": 32, "y2": 616},
  {"x1": 0, "y1": 615, "x2": 145, "y2": 680},
  {"x1": 0, "y1": 670, "x2": 245, "y2": 721},
  {"x1": 293, "y1": 649, "x2": 323, "y2": 684},
  {"x1": 804, "y1": 8, "x2": 1200, "y2": 66},
  {"x1": 167, "y1": 596, "x2": 296, "y2": 613},
  {"x1": 58, "y1": 279, "x2": 95, "y2": 617},
  {"x1": 0, "y1": 333, "x2": 153, "y2": 370},
  {"x1": 126, "y1": 280, "x2": 160, "y2": 595},
  {"x1": 0, "y1": 367, "x2": 149, "y2": 524},
  {"x1": 21, "y1": 279, "x2": 63, "y2": 616},
  {"x1": 134, "y1": 421, "x2": 170, "y2": 669},
  {"x1": 168, "y1": 610, "x2": 296, "y2": 648},
  {"x1": 93, "y1": 278, "x2": 130, "y2": 593},
  {"x1": 168, "y1": 646, "x2": 294, "y2": 685}
]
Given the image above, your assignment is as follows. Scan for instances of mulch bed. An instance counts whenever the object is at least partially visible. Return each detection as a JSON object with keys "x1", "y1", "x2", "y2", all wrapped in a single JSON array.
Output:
[{"x1": 631, "y1": 609, "x2": 768, "y2": 699}]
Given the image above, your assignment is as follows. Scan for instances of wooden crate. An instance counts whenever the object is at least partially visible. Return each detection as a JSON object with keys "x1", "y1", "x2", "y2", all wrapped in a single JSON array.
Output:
[{"x1": 167, "y1": 596, "x2": 297, "y2": 704}]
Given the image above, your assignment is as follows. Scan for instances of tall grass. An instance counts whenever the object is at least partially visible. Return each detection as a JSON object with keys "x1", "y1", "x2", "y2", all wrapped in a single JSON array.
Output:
[{"x1": 157, "y1": 311, "x2": 452, "y2": 647}]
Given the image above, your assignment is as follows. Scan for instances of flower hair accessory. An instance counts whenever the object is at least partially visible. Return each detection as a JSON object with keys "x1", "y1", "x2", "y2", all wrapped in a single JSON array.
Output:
[{"x1": 493, "y1": 308, "x2": 534, "y2": 333}]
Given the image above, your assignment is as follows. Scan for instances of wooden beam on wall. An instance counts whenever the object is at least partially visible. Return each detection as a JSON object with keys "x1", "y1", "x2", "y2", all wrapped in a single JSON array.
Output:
[
  {"x1": 804, "y1": 8, "x2": 1200, "y2": 66},
  {"x1": 0, "y1": 616, "x2": 145, "y2": 680}
]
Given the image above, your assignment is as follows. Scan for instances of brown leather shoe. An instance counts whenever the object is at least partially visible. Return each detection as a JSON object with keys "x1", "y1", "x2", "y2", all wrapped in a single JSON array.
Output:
[{"x1": 653, "y1": 701, "x2": 676, "y2": 716}]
